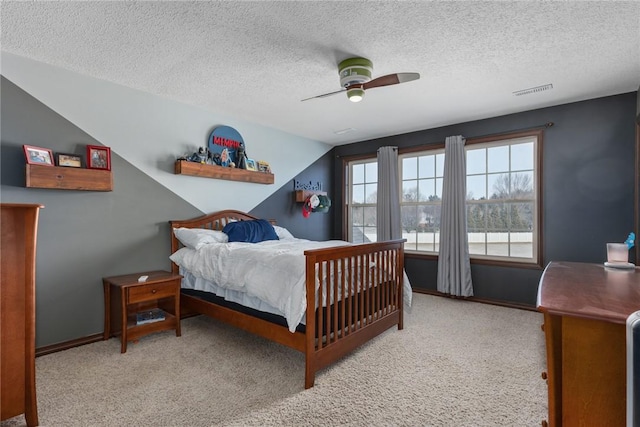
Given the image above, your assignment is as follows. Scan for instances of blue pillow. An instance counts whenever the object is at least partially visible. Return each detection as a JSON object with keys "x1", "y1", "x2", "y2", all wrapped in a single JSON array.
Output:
[{"x1": 222, "y1": 219, "x2": 279, "y2": 243}]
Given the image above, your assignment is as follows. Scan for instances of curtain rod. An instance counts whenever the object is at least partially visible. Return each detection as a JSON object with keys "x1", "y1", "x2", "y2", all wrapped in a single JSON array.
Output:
[
  {"x1": 465, "y1": 122, "x2": 554, "y2": 141},
  {"x1": 376, "y1": 146, "x2": 398, "y2": 153},
  {"x1": 335, "y1": 122, "x2": 554, "y2": 158}
]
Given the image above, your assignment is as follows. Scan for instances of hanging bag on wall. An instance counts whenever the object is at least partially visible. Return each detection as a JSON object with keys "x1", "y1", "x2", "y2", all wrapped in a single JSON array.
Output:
[
  {"x1": 302, "y1": 195, "x2": 319, "y2": 218},
  {"x1": 302, "y1": 194, "x2": 331, "y2": 218}
]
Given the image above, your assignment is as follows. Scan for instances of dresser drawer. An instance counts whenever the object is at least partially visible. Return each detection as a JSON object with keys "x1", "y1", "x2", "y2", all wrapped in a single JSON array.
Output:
[{"x1": 127, "y1": 281, "x2": 177, "y2": 304}]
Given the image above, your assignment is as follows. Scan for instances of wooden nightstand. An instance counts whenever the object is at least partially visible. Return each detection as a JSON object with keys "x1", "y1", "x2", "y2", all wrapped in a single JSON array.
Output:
[{"x1": 103, "y1": 270, "x2": 182, "y2": 353}]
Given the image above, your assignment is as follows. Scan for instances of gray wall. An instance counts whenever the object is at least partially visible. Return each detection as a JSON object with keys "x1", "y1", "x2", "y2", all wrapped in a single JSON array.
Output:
[
  {"x1": 2, "y1": 72, "x2": 636, "y2": 347},
  {"x1": 1, "y1": 77, "x2": 202, "y2": 347},
  {"x1": 333, "y1": 92, "x2": 638, "y2": 306},
  {"x1": 250, "y1": 153, "x2": 334, "y2": 241},
  {"x1": 1, "y1": 77, "x2": 332, "y2": 348}
]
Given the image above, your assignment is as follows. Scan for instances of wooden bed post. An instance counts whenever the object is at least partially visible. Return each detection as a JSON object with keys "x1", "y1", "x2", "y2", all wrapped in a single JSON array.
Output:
[
  {"x1": 304, "y1": 253, "x2": 317, "y2": 389},
  {"x1": 398, "y1": 245, "x2": 405, "y2": 330}
]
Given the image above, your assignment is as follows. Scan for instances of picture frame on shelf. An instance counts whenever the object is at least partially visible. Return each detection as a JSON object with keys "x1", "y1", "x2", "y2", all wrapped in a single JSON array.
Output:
[
  {"x1": 23, "y1": 145, "x2": 54, "y2": 166},
  {"x1": 257, "y1": 160, "x2": 271, "y2": 173},
  {"x1": 246, "y1": 158, "x2": 257, "y2": 171},
  {"x1": 86, "y1": 145, "x2": 111, "y2": 170},
  {"x1": 55, "y1": 153, "x2": 83, "y2": 168}
]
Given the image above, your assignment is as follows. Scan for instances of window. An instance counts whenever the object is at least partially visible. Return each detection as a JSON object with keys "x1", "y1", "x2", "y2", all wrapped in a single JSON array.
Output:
[
  {"x1": 347, "y1": 159, "x2": 378, "y2": 243},
  {"x1": 344, "y1": 130, "x2": 541, "y2": 265},
  {"x1": 399, "y1": 150, "x2": 445, "y2": 253},
  {"x1": 463, "y1": 136, "x2": 538, "y2": 262}
]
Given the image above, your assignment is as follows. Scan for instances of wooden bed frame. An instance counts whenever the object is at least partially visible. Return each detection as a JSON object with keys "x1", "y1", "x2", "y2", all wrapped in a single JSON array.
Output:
[{"x1": 169, "y1": 209, "x2": 405, "y2": 389}]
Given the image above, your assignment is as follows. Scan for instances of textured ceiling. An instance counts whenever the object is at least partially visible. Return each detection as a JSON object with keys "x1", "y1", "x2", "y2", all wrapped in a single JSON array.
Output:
[{"x1": 2, "y1": 1, "x2": 639, "y2": 146}]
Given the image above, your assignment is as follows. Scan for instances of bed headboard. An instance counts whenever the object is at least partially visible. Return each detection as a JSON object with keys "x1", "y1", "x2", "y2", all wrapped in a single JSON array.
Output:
[{"x1": 169, "y1": 210, "x2": 261, "y2": 274}]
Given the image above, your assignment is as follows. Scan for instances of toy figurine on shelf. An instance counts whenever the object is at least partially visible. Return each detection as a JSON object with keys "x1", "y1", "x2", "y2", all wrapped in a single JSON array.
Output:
[
  {"x1": 196, "y1": 147, "x2": 208, "y2": 163},
  {"x1": 185, "y1": 147, "x2": 208, "y2": 163},
  {"x1": 220, "y1": 148, "x2": 231, "y2": 167},
  {"x1": 236, "y1": 143, "x2": 248, "y2": 170},
  {"x1": 210, "y1": 152, "x2": 222, "y2": 166}
]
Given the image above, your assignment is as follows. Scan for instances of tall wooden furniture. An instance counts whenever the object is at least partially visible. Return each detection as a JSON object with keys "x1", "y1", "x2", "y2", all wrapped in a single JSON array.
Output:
[
  {"x1": 1, "y1": 203, "x2": 42, "y2": 426},
  {"x1": 537, "y1": 261, "x2": 640, "y2": 427}
]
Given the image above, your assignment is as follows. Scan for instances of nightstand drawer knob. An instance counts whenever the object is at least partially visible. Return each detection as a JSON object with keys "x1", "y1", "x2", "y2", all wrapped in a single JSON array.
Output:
[{"x1": 152, "y1": 289, "x2": 157, "y2": 294}]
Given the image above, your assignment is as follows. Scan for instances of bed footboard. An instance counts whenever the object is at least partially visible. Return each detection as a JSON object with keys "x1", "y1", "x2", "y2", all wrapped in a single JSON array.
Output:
[{"x1": 303, "y1": 239, "x2": 405, "y2": 388}]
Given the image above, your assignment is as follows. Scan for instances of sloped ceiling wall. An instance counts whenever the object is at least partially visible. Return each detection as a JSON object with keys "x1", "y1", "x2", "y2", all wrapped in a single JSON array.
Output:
[{"x1": 1, "y1": 52, "x2": 332, "y2": 213}]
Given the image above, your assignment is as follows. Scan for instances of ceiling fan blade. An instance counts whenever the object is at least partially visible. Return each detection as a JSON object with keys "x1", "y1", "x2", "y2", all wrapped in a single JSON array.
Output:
[
  {"x1": 302, "y1": 73, "x2": 420, "y2": 102},
  {"x1": 301, "y1": 88, "x2": 346, "y2": 102},
  {"x1": 363, "y1": 72, "x2": 420, "y2": 90}
]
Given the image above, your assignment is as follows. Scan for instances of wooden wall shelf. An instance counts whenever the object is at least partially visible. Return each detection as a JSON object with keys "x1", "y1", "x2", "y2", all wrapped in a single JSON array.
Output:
[
  {"x1": 295, "y1": 190, "x2": 327, "y2": 202},
  {"x1": 174, "y1": 160, "x2": 274, "y2": 185},
  {"x1": 26, "y1": 165, "x2": 113, "y2": 191}
]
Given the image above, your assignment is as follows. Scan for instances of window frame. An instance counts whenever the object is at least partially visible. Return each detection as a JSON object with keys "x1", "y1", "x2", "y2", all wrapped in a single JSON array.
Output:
[
  {"x1": 344, "y1": 156, "x2": 379, "y2": 243},
  {"x1": 342, "y1": 129, "x2": 544, "y2": 269}
]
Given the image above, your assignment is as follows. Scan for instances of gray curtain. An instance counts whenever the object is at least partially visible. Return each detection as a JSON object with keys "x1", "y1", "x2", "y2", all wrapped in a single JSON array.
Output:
[
  {"x1": 437, "y1": 135, "x2": 473, "y2": 296},
  {"x1": 377, "y1": 146, "x2": 412, "y2": 309},
  {"x1": 376, "y1": 146, "x2": 401, "y2": 241}
]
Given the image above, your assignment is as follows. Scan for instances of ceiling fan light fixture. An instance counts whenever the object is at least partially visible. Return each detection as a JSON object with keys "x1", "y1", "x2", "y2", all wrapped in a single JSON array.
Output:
[
  {"x1": 339, "y1": 57, "x2": 373, "y2": 87},
  {"x1": 347, "y1": 87, "x2": 364, "y2": 103},
  {"x1": 301, "y1": 57, "x2": 420, "y2": 103}
]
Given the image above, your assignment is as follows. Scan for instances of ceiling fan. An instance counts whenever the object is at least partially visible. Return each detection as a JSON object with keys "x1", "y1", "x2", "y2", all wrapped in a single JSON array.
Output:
[{"x1": 302, "y1": 57, "x2": 420, "y2": 103}]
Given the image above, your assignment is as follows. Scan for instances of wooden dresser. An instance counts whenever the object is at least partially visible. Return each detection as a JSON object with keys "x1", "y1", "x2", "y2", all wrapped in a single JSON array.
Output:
[
  {"x1": 1, "y1": 203, "x2": 43, "y2": 426},
  {"x1": 537, "y1": 261, "x2": 640, "y2": 427}
]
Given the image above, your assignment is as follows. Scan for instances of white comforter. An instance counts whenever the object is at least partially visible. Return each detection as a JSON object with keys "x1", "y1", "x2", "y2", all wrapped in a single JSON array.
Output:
[{"x1": 170, "y1": 238, "x2": 412, "y2": 332}]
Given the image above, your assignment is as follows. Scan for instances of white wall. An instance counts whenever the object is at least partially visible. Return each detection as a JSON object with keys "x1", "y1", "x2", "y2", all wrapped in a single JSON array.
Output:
[{"x1": 1, "y1": 52, "x2": 332, "y2": 213}]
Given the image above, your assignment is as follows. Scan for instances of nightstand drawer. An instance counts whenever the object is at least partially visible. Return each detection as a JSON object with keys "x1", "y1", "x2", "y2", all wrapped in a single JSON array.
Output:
[{"x1": 127, "y1": 281, "x2": 177, "y2": 304}]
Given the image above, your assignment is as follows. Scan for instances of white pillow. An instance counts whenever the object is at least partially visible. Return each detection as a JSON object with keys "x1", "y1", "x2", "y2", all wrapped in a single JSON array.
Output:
[
  {"x1": 273, "y1": 225, "x2": 295, "y2": 240},
  {"x1": 173, "y1": 227, "x2": 228, "y2": 250}
]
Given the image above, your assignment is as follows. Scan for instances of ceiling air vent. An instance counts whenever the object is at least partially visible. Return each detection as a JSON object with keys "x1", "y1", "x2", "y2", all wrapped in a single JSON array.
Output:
[
  {"x1": 513, "y1": 84, "x2": 553, "y2": 97},
  {"x1": 334, "y1": 128, "x2": 356, "y2": 135}
]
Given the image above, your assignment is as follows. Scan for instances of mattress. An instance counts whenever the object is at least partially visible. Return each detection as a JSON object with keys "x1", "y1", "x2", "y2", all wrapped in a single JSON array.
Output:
[
  {"x1": 171, "y1": 238, "x2": 412, "y2": 332},
  {"x1": 180, "y1": 268, "x2": 287, "y2": 320}
]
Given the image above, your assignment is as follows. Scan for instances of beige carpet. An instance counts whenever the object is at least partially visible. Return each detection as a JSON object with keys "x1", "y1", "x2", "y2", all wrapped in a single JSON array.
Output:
[{"x1": 2, "y1": 294, "x2": 548, "y2": 426}]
